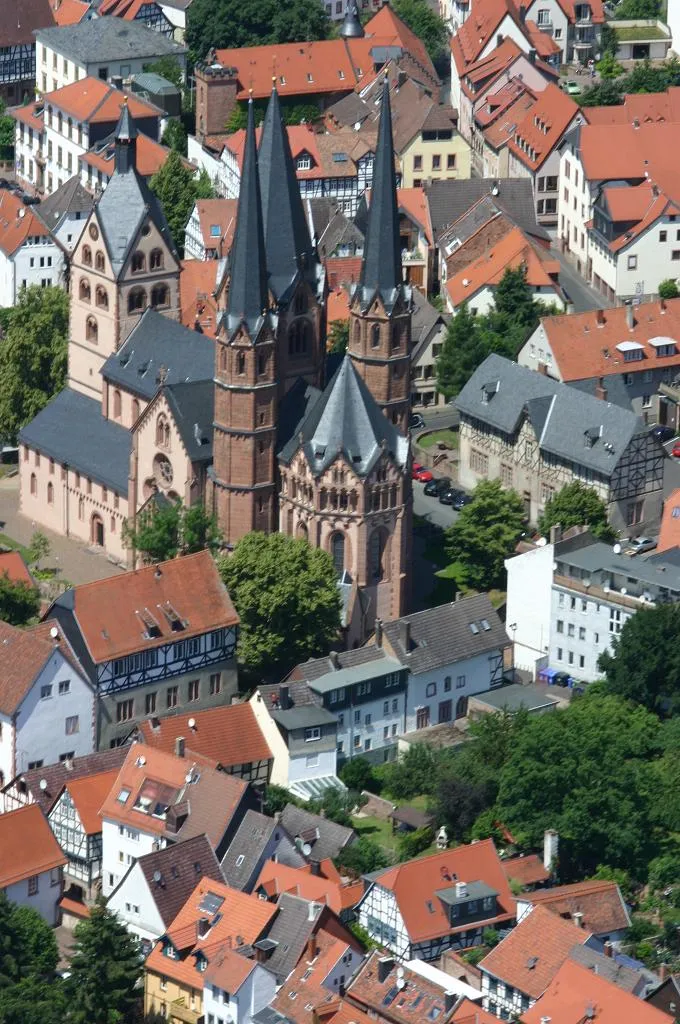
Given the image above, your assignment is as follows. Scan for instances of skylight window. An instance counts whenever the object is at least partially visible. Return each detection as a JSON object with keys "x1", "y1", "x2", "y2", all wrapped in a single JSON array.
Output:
[
  {"x1": 480, "y1": 618, "x2": 491, "y2": 631},
  {"x1": 210, "y1": 224, "x2": 220, "y2": 237},
  {"x1": 469, "y1": 622, "x2": 480, "y2": 635},
  {"x1": 235, "y1": 855, "x2": 245, "y2": 867},
  {"x1": 117, "y1": 788, "x2": 131, "y2": 803}
]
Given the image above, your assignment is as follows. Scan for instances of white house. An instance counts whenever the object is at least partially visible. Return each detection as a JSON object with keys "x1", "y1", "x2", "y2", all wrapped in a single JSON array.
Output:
[
  {"x1": 0, "y1": 620, "x2": 94, "y2": 787},
  {"x1": 203, "y1": 956, "x2": 278, "y2": 1024},
  {"x1": 0, "y1": 804, "x2": 66, "y2": 925},
  {"x1": 31, "y1": 176, "x2": 94, "y2": 255},
  {"x1": 0, "y1": 190, "x2": 65, "y2": 306}
]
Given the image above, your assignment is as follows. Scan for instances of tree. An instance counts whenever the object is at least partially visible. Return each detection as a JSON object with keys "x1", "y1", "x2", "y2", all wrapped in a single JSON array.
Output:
[
  {"x1": 123, "y1": 499, "x2": 221, "y2": 563},
  {"x1": 599, "y1": 603, "x2": 680, "y2": 715},
  {"x1": 614, "y1": 0, "x2": 661, "y2": 16},
  {"x1": 263, "y1": 784, "x2": 298, "y2": 816},
  {"x1": 398, "y1": 826, "x2": 434, "y2": 861},
  {"x1": 328, "y1": 320, "x2": 349, "y2": 356},
  {"x1": 444, "y1": 479, "x2": 526, "y2": 592},
  {"x1": 0, "y1": 99, "x2": 14, "y2": 158},
  {"x1": 0, "y1": 573, "x2": 40, "y2": 626},
  {"x1": 600, "y1": 21, "x2": 618, "y2": 57},
  {"x1": 659, "y1": 279, "x2": 679, "y2": 300},
  {"x1": 436, "y1": 304, "x2": 491, "y2": 400},
  {"x1": 10, "y1": 906, "x2": 59, "y2": 979},
  {"x1": 0, "y1": 977, "x2": 66, "y2": 1024},
  {"x1": 391, "y1": 0, "x2": 447, "y2": 62},
  {"x1": 336, "y1": 837, "x2": 389, "y2": 875},
  {"x1": 27, "y1": 530, "x2": 50, "y2": 568},
  {"x1": 0, "y1": 286, "x2": 68, "y2": 443},
  {"x1": 149, "y1": 151, "x2": 214, "y2": 256},
  {"x1": 65, "y1": 898, "x2": 142, "y2": 1024},
  {"x1": 218, "y1": 532, "x2": 342, "y2": 677},
  {"x1": 538, "y1": 481, "x2": 615, "y2": 542},
  {"x1": 434, "y1": 774, "x2": 494, "y2": 842},
  {"x1": 161, "y1": 119, "x2": 188, "y2": 156},
  {"x1": 339, "y1": 757, "x2": 379, "y2": 795},
  {"x1": 597, "y1": 51, "x2": 624, "y2": 79},
  {"x1": 0, "y1": 893, "x2": 22, "y2": 986},
  {"x1": 143, "y1": 56, "x2": 184, "y2": 87},
  {"x1": 186, "y1": 0, "x2": 329, "y2": 62}
]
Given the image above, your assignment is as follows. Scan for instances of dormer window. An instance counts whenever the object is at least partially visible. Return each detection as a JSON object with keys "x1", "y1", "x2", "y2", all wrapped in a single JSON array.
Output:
[
  {"x1": 481, "y1": 380, "x2": 499, "y2": 404},
  {"x1": 297, "y1": 153, "x2": 312, "y2": 171}
]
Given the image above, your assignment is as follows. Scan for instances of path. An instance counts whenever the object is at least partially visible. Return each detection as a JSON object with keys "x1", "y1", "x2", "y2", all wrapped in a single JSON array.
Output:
[
  {"x1": 551, "y1": 245, "x2": 611, "y2": 313},
  {"x1": 0, "y1": 476, "x2": 122, "y2": 586}
]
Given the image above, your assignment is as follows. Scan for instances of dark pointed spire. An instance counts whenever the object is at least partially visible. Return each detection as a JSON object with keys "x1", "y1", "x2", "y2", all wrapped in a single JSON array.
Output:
[
  {"x1": 114, "y1": 98, "x2": 137, "y2": 174},
  {"x1": 357, "y1": 78, "x2": 402, "y2": 312},
  {"x1": 226, "y1": 98, "x2": 269, "y2": 337},
  {"x1": 340, "y1": 1, "x2": 364, "y2": 38},
  {"x1": 259, "y1": 82, "x2": 317, "y2": 304}
]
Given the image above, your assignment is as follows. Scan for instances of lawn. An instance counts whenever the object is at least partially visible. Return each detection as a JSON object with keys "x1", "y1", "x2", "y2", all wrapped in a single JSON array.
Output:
[
  {"x1": 0, "y1": 534, "x2": 31, "y2": 562},
  {"x1": 352, "y1": 794, "x2": 437, "y2": 862},
  {"x1": 614, "y1": 25, "x2": 667, "y2": 40},
  {"x1": 419, "y1": 429, "x2": 459, "y2": 450}
]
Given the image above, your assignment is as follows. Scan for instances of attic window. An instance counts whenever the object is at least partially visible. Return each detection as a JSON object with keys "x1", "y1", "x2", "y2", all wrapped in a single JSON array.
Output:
[
  {"x1": 338, "y1": 70, "x2": 345, "y2": 79},
  {"x1": 210, "y1": 224, "x2": 220, "y2": 237},
  {"x1": 117, "y1": 788, "x2": 131, "y2": 803},
  {"x1": 332, "y1": 153, "x2": 348, "y2": 163},
  {"x1": 137, "y1": 608, "x2": 161, "y2": 639},
  {"x1": 160, "y1": 601, "x2": 186, "y2": 631},
  {"x1": 480, "y1": 618, "x2": 491, "y2": 631},
  {"x1": 279, "y1": 75, "x2": 286, "y2": 85},
  {"x1": 481, "y1": 380, "x2": 499, "y2": 403},
  {"x1": 527, "y1": 956, "x2": 539, "y2": 969},
  {"x1": 426, "y1": 900, "x2": 435, "y2": 913},
  {"x1": 235, "y1": 854, "x2": 245, "y2": 867},
  {"x1": 469, "y1": 622, "x2": 480, "y2": 635},
  {"x1": 307, "y1": 73, "x2": 313, "y2": 83}
]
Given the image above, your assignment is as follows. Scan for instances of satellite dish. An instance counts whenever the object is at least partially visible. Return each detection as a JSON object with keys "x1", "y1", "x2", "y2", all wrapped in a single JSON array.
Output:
[
  {"x1": 302, "y1": 842, "x2": 312, "y2": 857},
  {"x1": 188, "y1": 718, "x2": 196, "y2": 729},
  {"x1": 50, "y1": 626, "x2": 59, "y2": 639},
  {"x1": 536, "y1": 537, "x2": 547, "y2": 547},
  {"x1": 620, "y1": 587, "x2": 627, "y2": 595},
  {"x1": 135, "y1": 755, "x2": 146, "y2": 767},
  {"x1": 397, "y1": 967, "x2": 404, "y2": 980},
  {"x1": 613, "y1": 543, "x2": 622, "y2": 554},
  {"x1": 39, "y1": 778, "x2": 48, "y2": 791},
  {"x1": 185, "y1": 772, "x2": 194, "y2": 784},
  {"x1": 153, "y1": 870, "x2": 162, "y2": 883},
  {"x1": 396, "y1": 978, "x2": 406, "y2": 991}
]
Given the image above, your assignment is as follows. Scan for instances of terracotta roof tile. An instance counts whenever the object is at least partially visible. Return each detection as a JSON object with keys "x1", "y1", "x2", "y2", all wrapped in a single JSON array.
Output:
[
  {"x1": 524, "y1": 19, "x2": 562, "y2": 57},
  {"x1": 0, "y1": 190, "x2": 50, "y2": 257},
  {"x1": 0, "y1": 619, "x2": 67, "y2": 716},
  {"x1": 179, "y1": 258, "x2": 220, "y2": 337},
  {"x1": 44, "y1": 76, "x2": 161, "y2": 123},
  {"x1": 347, "y1": 950, "x2": 458, "y2": 1024},
  {"x1": 3, "y1": 746, "x2": 127, "y2": 813},
  {"x1": 0, "y1": 550, "x2": 34, "y2": 587},
  {"x1": 537, "y1": 296, "x2": 680, "y2": 382},
  {"x1": 326, "y1": 257, "x2": 363, "y2": 292},
  {"x1": 474, "y1": 77, "x2": 534, "y2": 129},
  {"x1": 59, "y1": 893, "x2": 91, "y2": 916},
  {"x1": 81, "y1": 131, "x2": 188, "y2": 180},
  {"x1": 53, "y1": 0, "x2": 91, "y2": 25},
  {"x1": 482, "y1": 89, "x2": 536, "y2": 151},
  {"x1": 273, "y1": 930, "x2": 353, "y2": 1024},
  {"x1": 370, "y1": 840, "x2": 514, "y2": 943},
  {"x1": 327, "y1": 288, "x2": 351, "y2": 325},
  {"x1": 63, "y1": 769, "x2": 119, "y2": 834},
  {"x1": 51, "y1": 549, "x2": 238, "y2": 664},
  {"x1": 501, "y1": 854, "x2": 549, "y2": 888},
  {"x1": 657, "y1": 487, "x2": 680, "y2": 554},
  {"x1": 451, "y1": 0, "x2": 518, "y2": 71},
  {"x1": 137, "y1": 702, "x2": 272, "y2": 769},
  {"x1": 203, "y1": 945, "x2": 256, "y2": 993},
  {"x1": 452, "y1": 999, "x2": 497, "y2": 1023},
  {"x1": 132, "y1": 833, "x2": 225, "y2": 928},
  {"x1": 576, "y1": 122, "x2": 680, "y2": 198},
  {"x1": 0, "y1": 804, "x2": 66, "y2": 887},
  {"x1": 446, "y1": 224, "x2": 560, "y2": 307},
  {"x1": 522, "y1": 958, "x2": 672, "y2": 1024},
  {"x1": 0, "y1": 0, "x2": 55, "y2": 46},
  {"x1": 194, "y1": 198, "x2": 238, "y2": 253},
  {"x1": 479, "y1": 904, "x2": 590, "y2": 998},
  {"x1": 507, "y1": 82, "x2": 581, "y2": 171},
  {"x1": 11, "y1": 102, "x2": 45, "y2": 134},
  {"x1": 254, "y1": 860, "x2": 363, "y2": 916},
  {"x1": 525, "y1": 880, "x2": 630, "y2": 935},
  {"x1": 583, "y1": 87, "x2": 680, "y2": 126}
]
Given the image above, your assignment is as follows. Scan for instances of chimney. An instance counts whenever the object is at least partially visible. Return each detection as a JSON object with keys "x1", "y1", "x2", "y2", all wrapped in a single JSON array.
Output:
[
  {"x1": 519, "y1": 3, "x2": 526, "y2": 22},
  {"x1": 279, "y1": 684, "x2": 291, "y2": 710},
  {"x1": 175, "y1": 736, "x2": 185, "y2": 759},
  {"x1": 528, "y1": 47, "x2": 537, "y2": 63},
  {"x1": 595, "y1": 377, "x2": 608, "y2": 402},
  {"x1": 632, "y1": 117, "x2": 640, "y2": 129},
  {"x1": 596, "y1": 308, "x2": 605, "y2": 326},
  {"x1": 626, "y1": 303, "x2": 635, "y2": 330},
  {"x1": 660, "y1": 298, "x2": 667, "y2": 314},
  {"x1": 455, "y1": 881, "x2": 467, "y2": 898},
  {"x1": 375, "y1": 618, "x2": 383, "y2": 648},
  {"x1": 537, "y1": 362, "x2": 548, "y2": 375},
  {"x1": 197, "y1": 917, "x2": 210, "y2": 938},
  {"x1": 399, "y1": 619, "x2": 411, "y2": 651},
  {"x1": 329, "y1": 650, "x2": 340, "y2": 670},
  {"x1": 660, "y1": 963, "x2": 669, "y2": 981},
  {"x1": 310, "y1": 860, "x2": 322, "y2": 876},
  {"x1": 496, "y1": 33, "x2": 504, "y2": 46},
  {"x1": 543, "y1": 828, "x2": 559, "y2": 871},
  {"x1": 572, "y1": 910, "x2": 584, "y2": 928},
  {"x1": 540, "y1": 1018, "x2": 552, "y2": 1024},
  {"x1": 308, "y1": 901, "x2": 319, "y2": 923},
  {"x1": 549, "y1": 524, "x2": 562, "y2": 545},
  {"x1": 603, "y1": 941, "x2": 613, "y2": 958},
  {"x1": 377, "y1": 956, "x2": 395, "y2": 983},
  {"x1": 307, "y1": 932, "x2": 319, "y2": 961}
]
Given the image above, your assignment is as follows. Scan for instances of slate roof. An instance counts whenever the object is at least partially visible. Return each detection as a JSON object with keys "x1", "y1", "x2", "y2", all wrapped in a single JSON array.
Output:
[
  {"x1": 455, "y1": 354, "x2": 642, "y2": 477},
  {"x1": 37, "y1": 175, "x2": 93, "y2": 234},
  {"x1": 2, "y1": 747, "x2": 127, "y2": 814},
  {"x1": 162, "y1": 380, "x2": 214, "y2": 462},
  {"x1": 278, "y1": 357, "x2": 409, "y2": 477},
  {"x1": 260, "y1": 891, "x2": 325, "y2": 983},
  {"x1": 130, "y1": 834, "x2": 224, "y2": 928},
  {"x1": 291, "y1": 644, "x2": 394, "y2": 685},
  {"x1": 101, "y1": 308, "x2": 214, "y2": 399},
  {"x1": 279, "y1": 805, "x2": 356, "y2": 863},
  {"x1": 568, "y1": 943, "x2": 648, "y2": 995},
  {"x1": 18, "y1": 388, "x2": 130, "y2": 493},
  {"x1": 411, "y1": 287, "x2": 447, "y2": 364},
  {"x1": 381, "y1": 593, "x2": 508, "y2": 675},
  {"x1": 221, "y1": 810, "x2": 283, "y2": 890},
  {"x1": 425, "y1": 177, "x2": 549, "y2": 242},
  {"x1": 34, "y1": 18, "x2": 185, "y2": 63}
]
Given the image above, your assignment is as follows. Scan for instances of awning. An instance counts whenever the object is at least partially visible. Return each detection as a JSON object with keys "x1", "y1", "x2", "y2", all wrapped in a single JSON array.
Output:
[{"x1": 289, "y1": 775, "x2": 347, "y2": 802}]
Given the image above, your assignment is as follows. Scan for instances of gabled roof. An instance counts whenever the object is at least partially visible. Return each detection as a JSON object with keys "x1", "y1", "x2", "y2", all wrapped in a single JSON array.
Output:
[
  {"x1": 121, "y1": 833, "x2": 224, "y2": 928},
  {"x1": 61, "y1": 768, "x2": 119, "y2": 834},
  {"x1": 380, "y1": 593, "x2": 509, "y2": 675},
  {"x1": 0, "y1": 804, "x2": 66, "y2": 887},
  {"x1": 192, "y1": 198, "x2": 238, "y2": 255},
  {"x1": 479, "y1": 904, "x2": 590, "y2": 998},
  {"x1": 0, "y1": 550, "x2": 34, "y2": 587},
  {"x1": 451, "y1": 0, "x2": 519, "y2": 73},
  {"x1": 255, "y1": 859, "x2": 363, "y2": 916},
  {"x1": 43, "y1": 76, "x2": 161, "y2": 124},
  {"x1": 507, "y1": 82, "x2": 581, "y2": 172},
  {"x1": 52, "y1": 0, "x2": 91, "y2": 25},
  {"x1": 656, "y1": 486, "x2": 680, "y2": 555},
  {"x1": 179, "y1": 258, "x2": 220, "y2": 336},
  {"x1": 38, "y1": 175, "x2": 94, "y2": 233},
  {"x1": 0, "y1": 190, "x2": 52, "y2": 257},
  {"x1": 501, "y1": 854, "x2": 549, "y2": 887},
  {"x1": 221, "y1": 810, "x2": 285, "y2": 890},
  {"x1": 35, "y1": 17, "x2": 185, "y2": 64},
  {"x1": 452, "y1": 1000, "x2": 497, "y2": 1024},
  {"x1": 522, "y1": 958, "x2": 671, "y2": 1024},
  {"x1": 278, "y1": 356, "x2": 409, "y2": 477},
  {"x1": 2, "y1": 746, "x2": 127, "y2": 814},
  {"x1": 137, "y1": 702, "x2": 271, "y2": 769},
  {"x1": 280, "y1": 804, "x2": 356, "y2": 863},
  {"x1": 568, "y1": 943, "x2": 649, "y2": 995},
  {"x1": 367, "y1": 840, "x2": 514, "y2": 943},
  {"x1": 259, "y1": 892, "x2": 328, "y2": 983},
  {"x1": 162, "y1": 380, "x2": 214, "y2": 463},
  {"x1": 100, "y1": 307, "x2": 215, "y2": 399},
  {"x1": 348, "y1": 950, "x2": 460, "y2": 1024},
  {"x1": 524, "y1": 879, "x2": 630, "y2": 935},
  {"x1": 203, "y1": 944, "x2": 259, "y2": 994},
  {"x1": 574, "y1": 122, "x2": 680, "y2": 197},
  {"x1": 47, "y1": 549, "x2": 238, "y2": 665},
  {"x1": 425, "y1": 177, "x2": 549, "y2": 242},
  {"x1": 272, "y1": 929, "x2": 358, "y2": 1023},
  {"x1": 81, "y1": 130, "x2": 184, "y2": 181},
  {"x1": 1, "y1": 0, "x2": 54, "y2": 45},
  {"x1": 0, "y1": 617, "x2": 82, "y2": 716}
]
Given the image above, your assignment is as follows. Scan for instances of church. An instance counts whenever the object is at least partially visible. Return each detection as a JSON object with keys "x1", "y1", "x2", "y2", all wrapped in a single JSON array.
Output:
[{"x1": 19, "y1": 82, "x2": 413, "y2": 644}]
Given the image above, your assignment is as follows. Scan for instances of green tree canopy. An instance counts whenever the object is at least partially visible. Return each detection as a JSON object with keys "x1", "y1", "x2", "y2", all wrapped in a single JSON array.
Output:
[
  {"x1": 328, "y1": 320, "x2": 349, "y2": 355},
  {"x1": 659, "y1": 279, "x2": 679, "y2": 300},
  {"x1": 336, "y1": 837, "x2": 389, "y2": 875},
  {"x1": 0, "y1": 99, "x2": 14, "y2": 155},
  {"x1": 339, "y1": 756, "x2": 379, "y2": 794},
  {"x1": 218, "y1": 532, "x2": 342, "y2": 677},
  {"x1": 599, "y1": 603, "x2": 680, "y2": 715},
  {"x1": 0, "y1": 573, "x2": 40, "y2": 626},
  {"x1": 579, "y1": 57, "x2": 680, "y2": 106},
  {"x1": 381, "y1": 743, "x2": 438, "y2": 799},
  {"x1": 614, "y1": 0, "x2": 661, "y2": 16},
  {"x1": 149, "y1": 151, "x2": 214, "y2": 256},
  {"x1": 391, "y1": 0, "x2": 447, "y2": 62},
  {"x1": 161, "y1": 118, "x2": 188, "y2": 156},
  {"x1": 444, "y1": 479, "x2": 526, "y2": 591},
  {"x1": 65, "y1": 898, "x2": 142, "y2": 1024},
  {"x1": 0, "y1": 286, "x2": 68, "y2": 444},
  {"x1": 538, "y1": 481, "x2": 615, "y2": 542},
  {"x1": 0, "y1": 977, "x2": 66, "y2": 1024},
  {"x1": 10, "y1": 906, "x2": 59, "y2": 979},
  {"x1": 122, "y1": 499, "x2": 221, "y2": 563},
  {"x1": 186, "y1": 0, "x2": 330, "y2": 61},
  {"x1": 143, "y1": 56, "x2": 184, "y2": 87}
]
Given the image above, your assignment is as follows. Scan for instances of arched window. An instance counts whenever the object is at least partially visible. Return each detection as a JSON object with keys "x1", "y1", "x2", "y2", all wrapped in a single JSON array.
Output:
[
  {"x1": 294, "y1": 291, "x2": 307, "y2": 314},
  {"x1": 257, "y1": 351, "x2": 267, "y2": 376},
  {"x1": 79, "y1": 278, "x2": 91, "y2": 302},
  {"x1": 128, "y1": 288, "x2": 146, "y2": 314},
  {"x1": 30, "y1": 473, "x2": 37, "y2": 497},
  {"x1": 156, "y1": 414, "x2": 170, "y2": 448},
  {"x1": 150, "y1": 248, "x2": 164, "y2": 270},
  {"x1": 78, "y1": 496, "x2": 85, "y2": 520},
  {"x1": 456, "y1": 695, "x2": 468, "y2": 719},
  {"x1": 220, "y1": 347, "x2": 228, "y2": 371},
  {"x1": 47, "y1": 481, "x2": 54, "y2": 504},
  {"x1": 95, "y1": 285, "x2": 108, "y2": 309},
  {"x1": 354, "y1": 319, "x2": 361, "y2": 341},
  {"x1": 82, "y1": 244, "x2": 92, "y2": 267},
  {"x1": 391, "y1": 324, "x2": 400, "y2": 350},
  {"x1": 288, "y1": 319, "x2": 312, "y2": 357},
  {"x1": 368, "y1": 529, "x2": 387, "y2": 582},
  {"x1": 132, "y1": 251, "x2": 146, "y2": 273},
  {"x1": 371, "y1": 323, "x2": 381, "y2": 348},
  {"x1": 86, "y1": 315, "x2": 98, "y2": 343},
  {"x1": 131, "y1": 399, "x2": 140, "y2": 422},
  {"x1": 296, "y1": 522, "x2": 308, "y2": 542},
  {"x1": 113, "y1": 389, "x2": 122, "y2": 419},
  {"x1": 95, "y1": 250, "x2": 105, "y2": 271},
  {"x1": 237, "y1": 352, "x2": 246, "y2": 375},
  {"x1": 151, "y1": 283, "x2": 169, "y2": 309},
  {"x1": 330, "y1": 532, "x2": 345, "y2": 576}
]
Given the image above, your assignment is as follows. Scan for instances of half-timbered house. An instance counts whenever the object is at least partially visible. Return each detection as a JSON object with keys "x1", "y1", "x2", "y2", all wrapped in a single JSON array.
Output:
[
  {"x1": 455, "y1": 354, "x2": 665, "y2": 533},
  {"x1": 43, "y1": 550, "x2": 239, "y2": 749},
  {"x1": 0, "y1": 0, "x2": 55, "y2": 105}
]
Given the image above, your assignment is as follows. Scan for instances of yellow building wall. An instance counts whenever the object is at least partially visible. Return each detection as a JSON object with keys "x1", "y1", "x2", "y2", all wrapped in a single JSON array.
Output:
[
  {"x1": 400, "y1": 131, "x2": 472, "y2": 188},
  {"x1": 145, "y1": 969, "x2": 203, "y2": 1024}
]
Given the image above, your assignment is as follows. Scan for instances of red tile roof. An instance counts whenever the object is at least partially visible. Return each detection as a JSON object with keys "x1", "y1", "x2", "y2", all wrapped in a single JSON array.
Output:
[
  {"x1": 44, "y1": 77, "x2": 161, "y2": 123},
  {"x1": 524, "y1": 19, "x2": 562, "y2": 57},
  {"x1": 657, "y1": 487, "x2": 680, "y2": 554},
  {"x1": 0, "y1": 619, "x2": 74, "y2": 716},
  {"x1": 11, "y1": 101, "x2": 46, "y2": 134},
  {"x1": 451, "y1": 0, "x2": 518, "y2": 72},
  {"x1": 194, "y1": 198, "x2": 238, "y2": 253},
  {"x1": 137, "y1": 702, "x2": 272, "y2": 769},
  {"x1": 446, "y1": 224, "x2": 560, "y2": 307},
  {"x1": 522, "y1": 959, "x2": 673, "y2": 1024},
  {"x1": 524, "y1": 880, "x2": 630, "y2": 935},
  {"x1": 371, "y1": 840, "x2": 515, "y2": 943},
  {"x1": 52, "y1": 549, "x2": 238, "y2": 664},
  {"x1": 81, "y1": 131, "x2": 188, "y2": 180},
  {"x1": 0, "y1": 550, "x2": 34, "y2": 587},
  {"x1": 347, "y1": 950, "x2": 459, "y2": 1024},
  {"x1": 475, "y1": 76, "x2": 535, "y2": 129},
  {"x1": 501, "y1": 854, "x2": 550, "y2": 887},
  {"x1": 536, "y1": 296, "x2": 680, "y2": 382},
  {"x1": 203, "y1": 945, "x2": 256, "y2": 993},
  {"x1": 63, "y1": 769, "x2": 119, "y2": 835},
  {"x1": 179, "y1": 258, "x2": 220, "y2": 337},
  {"x1": 507, "y1": 82, "x2": 581, "y2": 171},
  {"x1": 576, "y1": 122, "x2": 680, "y2": 200},
  {"x1": 326, "y1": 257, "x2": 363, "y2": 292},
  {"x1": 99, "y1": 0, "x2": 161, "y2": 18},
  {"x1": 479, "y1": 904, "x2": 590, "y2": 999},
  {"x1": 584, "y1": 87, "x2": 680, "y2": 126},
  {"x1": 482, "y1": 89, "x2": 536, "y2": 151},
  {"x1": 327, "y1": 287, "x2": 351, "y2": 326},
  {"x1": 52, "y1": 0, "x2": 91, "y2": 24},
  {"x1": 0, "y1": 190, "x2": 50, "y2": 257},
  {"x1": 0, "y1": 804, "x2": 66, "y2": 887},
  {"x1": 452, "y1": 1000, "x2": 498, "y2": 1024},
  {"x1": 255, "y1": 860, "x2": 364, "y2": 915},
  {"x1": 273, "y1": 930, "x2": 353, "y2": 1024}
]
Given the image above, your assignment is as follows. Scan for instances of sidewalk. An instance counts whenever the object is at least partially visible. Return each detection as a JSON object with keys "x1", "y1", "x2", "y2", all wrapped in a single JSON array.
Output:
[{"x1": 0, "y1": 476, "x2": 123, "y2": 586}]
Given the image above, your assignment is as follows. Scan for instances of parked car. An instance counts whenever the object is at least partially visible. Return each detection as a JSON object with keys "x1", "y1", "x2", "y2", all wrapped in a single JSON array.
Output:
[
  {"x1": 451, "y1": 492, "x2": 473, "y2": 510},
  {"x1": 627, "y1": 536, "x2": 657, "y2": 555},
  {"x1": 413, "y1": 465, "x2": 434, "y2": 483},
  {"x1": 652, "y1": 425, "x2": 675, "y2": 444},
  {"x1": 564, "y1": 80, "x2": 581, "y2": 96},
  {"x1": 409, "y1": 413, "x2": 425, "y2": 430},
  {"x1": 439, "y1": 487, "x2": 463, "y2": 506},
  {"x1": 424, "y1": 476, "x2": 451, "y2": 497},
  {"x1": 671, "y1": 442, "x2": 680, "y2": 459}
]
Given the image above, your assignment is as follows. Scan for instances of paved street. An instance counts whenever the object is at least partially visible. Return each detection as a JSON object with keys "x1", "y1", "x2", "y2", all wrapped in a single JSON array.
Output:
[
  {"x1": 414, "y1": 482, "x2": 459, "y2": 530},
  {"x1": 551, "y1": 245, "x2": 610, "y2": 313}
]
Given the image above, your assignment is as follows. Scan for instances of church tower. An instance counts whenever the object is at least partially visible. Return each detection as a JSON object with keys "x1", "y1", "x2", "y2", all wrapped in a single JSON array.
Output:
[
  {"x1": 348, "y1": 80, "x2": 411, "y2": 433},
  {"x1": 210, "y1": 99, "x2": 279, "y2": 542}
]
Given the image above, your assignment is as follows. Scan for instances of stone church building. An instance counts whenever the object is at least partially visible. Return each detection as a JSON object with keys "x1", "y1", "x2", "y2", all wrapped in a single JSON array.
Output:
[{"x1": 19, "y1": 84, "x2": 412, "y2": 644}]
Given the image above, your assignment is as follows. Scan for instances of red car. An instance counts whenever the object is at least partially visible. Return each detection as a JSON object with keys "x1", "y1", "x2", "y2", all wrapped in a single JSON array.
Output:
[
  {"x1": 672, "y1": 443, "x2": 680, "y2": 459},
  {"x1": 412, "y1": 463, "x2": 434, "y2": 482}
]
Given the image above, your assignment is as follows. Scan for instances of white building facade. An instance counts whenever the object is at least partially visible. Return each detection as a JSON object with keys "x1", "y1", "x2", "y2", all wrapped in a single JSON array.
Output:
[{"x1": 203, "y1": 966, "x2": 278, "y2": 1024}]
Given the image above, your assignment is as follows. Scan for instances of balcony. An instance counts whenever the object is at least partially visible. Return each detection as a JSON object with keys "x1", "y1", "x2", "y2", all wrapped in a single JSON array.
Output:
[
  {"x1": 536, "y1": 17, "x2": 553, "y2": 32},
  {"x1": 402, "y1": 247, "x2": 426, "y2": 263},
  {"x1": 169, "y1": 997, "x2": 201, "y2": 1024}
]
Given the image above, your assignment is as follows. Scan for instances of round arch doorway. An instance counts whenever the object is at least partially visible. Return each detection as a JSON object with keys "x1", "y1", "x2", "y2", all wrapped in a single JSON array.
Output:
[{"x1": 91, "y1": 513, "x2": 105, "y2": 547}]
